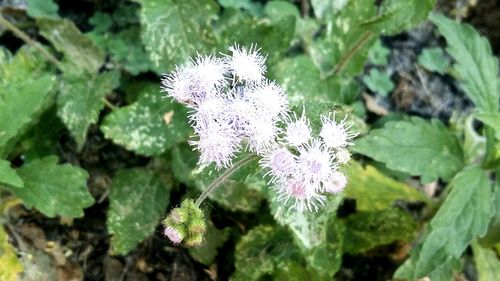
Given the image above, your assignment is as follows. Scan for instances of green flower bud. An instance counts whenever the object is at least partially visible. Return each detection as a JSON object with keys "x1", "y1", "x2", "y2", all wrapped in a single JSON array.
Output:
[{"x1": 184, "y1": 233, "x2": 204, "y2": 247}]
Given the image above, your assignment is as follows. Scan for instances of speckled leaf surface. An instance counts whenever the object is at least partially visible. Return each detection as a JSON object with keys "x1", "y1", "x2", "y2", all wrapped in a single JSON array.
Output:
[
  {"x1": 101, "y1": 83, "x2": 191, "y2": 156},
  {"x1": 107, "y1": 168, "x2": 170, "y2": 255},
  {"x1": 57, "y1": 71, "x2": 119, "y2": 150},
  {"x1": 5, "y1": 156, "x2": 94, "y2": 218},
  {"x1": 138, "y1": 0, "x2": 219, "y2": 73},
  {"x1": 354, "y1": 117, "x2": 464, "y2": 183}
]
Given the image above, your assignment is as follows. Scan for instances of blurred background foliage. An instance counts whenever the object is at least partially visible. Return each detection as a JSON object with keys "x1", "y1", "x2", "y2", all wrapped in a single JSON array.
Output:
[{"x1": 0, "y1": 0, "x2": 500, "y2": 280}]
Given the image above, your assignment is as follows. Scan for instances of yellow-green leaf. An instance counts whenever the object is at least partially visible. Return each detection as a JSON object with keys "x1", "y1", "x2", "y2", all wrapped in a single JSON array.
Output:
[{"x1": 0, "y1": 227, "x2": 23, "y2": 281}]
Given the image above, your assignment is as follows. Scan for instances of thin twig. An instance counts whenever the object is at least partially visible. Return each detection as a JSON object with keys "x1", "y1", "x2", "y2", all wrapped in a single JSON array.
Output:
[
  {"x1": 102, "y1": 97, "x2": 117, "y2": 111},
  {"x1": 0, "y1": 14, "x2": 63, "y2": 69},
  {"x1": 195, "y1": 154, "x2": 258, "y2": 208},
  {"x1": 333, "y1": 31, "x2": 374, "y2": 75}
]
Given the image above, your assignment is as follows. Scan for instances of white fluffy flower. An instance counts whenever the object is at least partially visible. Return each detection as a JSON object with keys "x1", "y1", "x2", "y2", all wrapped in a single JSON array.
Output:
[
  {"x1": 277, "y1": 177, "x2": 326, "y2": 212},
  {"x1": 246, "y1": 116, "x2": 281, "y2": 153},
  {"x1": 246, "y1": 80, "x2": 288, "y2": 119},
  {"x1": 323, "y1": 171, "x2": 347, "y2": 194},
  {"x1": 284, "y1": 111, "x2": 312, "y2": 147},
  {"x1": 189, "y1": 121, "x2": 241, "y2": 169},
  {"x1": 297, "y1": 139, "x2": 336, "y2": 190},
  {"x1": 161, "y1": 66, "x2": 213, "y2": 105},
  {"x1": 260, "y1": 147, "x2": 296, "y2": 183},
  {"x1": 189, "y1": 96, "x2": 229, "y2": 129},
  {"x1": 228, "y1": 44, "x2": 266, "y2": 82},
  {"x1": 192, "y1": 54, "x2": 229, "y2": 90},
  {"x1": 335, "y1": 148, "x2": 351, "y2": 164},
  {"x1": 319, "y1": 113, "x2": 357, "y2": 149}
]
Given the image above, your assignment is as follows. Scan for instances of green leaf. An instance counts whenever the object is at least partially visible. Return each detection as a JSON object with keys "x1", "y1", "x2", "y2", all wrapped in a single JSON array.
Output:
[
  {"x1": 395, "y1": 166, "x2": 494, "y2": 279},
  {"x1": 138, "y1": 0, "x2": 219, "y2": 73},
  {"x1": 107, "y1": 168, "x2": 170, "y2": 255},
  {"x1": 0, "y1": 227, "x2": 23, "y2": 281},
  {"x1": 58, "y1": 71, "x2": 120, "y2": 150},
  {"x1": 188, "y1": 221, "x2": 229, "y2": 265},
  {"x1": 0, "y1": 48, "x2": 57, "y2": 157},
  {"x1": 264, "y1": 1, "x2": 300, "y2": 20},
  {"x1": 310, "y1": 0, "x2": 348, "y2": 19},
  {"x1": 0, "y1": 160, "x2": 23, "y2": 188},
  {"x1": 367, "y1": 39, "x2": 390, "y2": 66},
  {"x1": 418, "y1": 47, "x2": 450, "y2": 74},
  {"x1": 4, "y1": 156, "x2": 94, "y2": 218},
  {"x1": 343, "y1": 207, "x2": 418, "y2": 254},
  {"x1": 108, "y1": 28, "x2": 154, "y2": 75},
  {"x1": 38, "y1": 18, "x2": 105, "y2": 75},
  {"x1": 472, "y1": 241, "x2": 500, "y2": 281},
  {"x1": 269, "y1": 194, "x2": 344, "y2": 277},
  {"x1": 362, "y1": 0, "x2": 436, "y2": 35},
  {"x1": 430, "y1": 13, "x2": 499, "y2": 113},
  {"x1": 308, "y1": 0, "x2": 377, "y2": 76},
  {"x1": 218, "y1": 0, "x2": 263, "y2": 16},
  {"x1": 191, "y1": 154, "x2": 265, "y2": 213},
  {"x1": 89, "y1": 12, "x2": 113, "y2": 33},
  {"x1": 354, "y1": 117, "x2": 464, "y2": 183},
  {"x1": 232, "y1": 225, "x2": 302, "y2": 281},
  {"x1": 476, "y1": 112, "x2": 500, "y2": 140},
  {"x1": 217, "y1": 10, "x2": 295, "y2": 65},
  {"x1": 26, "y1": 0, "x2": 59, "y2": 19},
  {"x1": 345, "y1": 162, "x2": 428, "y2": 211},
  {"x1": 101, "y1": 83, "x2": 191, "y2": 156},
  {"x1": 362, "y1": 68, "x2": 394, "y2": 96},
  {"x1": 272, "y1": 55, "x2": 360, "y2": 104}
]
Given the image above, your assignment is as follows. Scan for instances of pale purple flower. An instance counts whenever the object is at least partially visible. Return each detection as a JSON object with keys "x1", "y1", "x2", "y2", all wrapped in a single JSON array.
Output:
[
  {"x1": 161, "y1": 66, "x2": 212, "y2": 105},
  {"x1": 192, "y1": 54, "x2": 229, "y2": 90},
  {"x1": 297, "y1": 139, "x2": 337, "y2": 190},
  {"x1": 164, "y1": 226, "x2": 183, "y2": 244},
  {"x1": 189, "y1": 96, "x2": 229, "y2": 129},
  {"x1": 320, "y1": 113, "x2": 357, "y2": 149},
  {"x1": 260, "y1": 147, "x2": 296, "y2": 183},
  {"x1": 277, "y1": 177, "x2": 326, "y2": 212},
  {"x1": 284, "y1": 111, "x2": 312, "y2": 147},
  {"x1": 245, "y1": 116, "x2": 281, "y2": 153},
  {"x1": 228, "y1": 44, "x2": 266, "y2": 82},
  {"x1": 190, "y1": 121, "x2": 241, "y2": 169},
  {"x1": 246, "y1": 80, "x2": 288, "y2": 119},
  {"x1": 323, "y1": 171, "x2": 347, "y2": 194}
]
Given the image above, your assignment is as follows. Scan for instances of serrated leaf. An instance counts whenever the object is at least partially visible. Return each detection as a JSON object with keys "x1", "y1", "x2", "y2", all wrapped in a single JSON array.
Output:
[
  {"x1": 0, "y1": 159, "x2": 23, "y2": 188},
  {"x1": 430, "y1": 13, "x2": 499, "y2": 113},
  {"x1": 345, "y1": 162, "x2": 428, "y2": 211},
  {"x1": 101, "y1": 83, "x2": 191, "y2": 156},
  {"x1": 191, "y1": 154, "x2": 265, "y2": 213},
  {"x1": 4, "y1": 156, "x2": 94, "y2": 217},
  {"x1": 343, "y1": 207, "x2": 418, "y2": 254},
  {"x1": 362, "y1": 0, "x2": 436, "y2": 35},
  {"x1": 472, "y1": 241, "x2": 500, "y2": 281},
  {"x1": 188, "y1": 221, "x2": 229, "y2": 265},
  {"x1": 38, "y1": 18, "x2": 105, "y2": 75},
  {"x1": 58, "y1": 71, "x2": 119, "y2": 150},
  {"x1": 138, "y1": 0, "x2": 218, "y2": 73},
  {"x1": 0, "y1": 227, "x2": 23, "y2": 281},
  {"x1": 308, "y1": 0, "x2": 376, "y2": 76},
  {"x1": 354, "y1": 117, "x2": 464, "y2": 183},
  {"x1": 418, "y1": 47, "x2": 450, "y2": 74},
  {"x1": 218, "y1": 10, "x2": 295, "y2": 65},
  {"x1": 232, "y1": 225, "x2": 302, "y2": 281},
  {"x1": 0, "y1": 47, "x2": 56, "y2": 157},
  {"x1": 362, "y1": 68, "x2": 394, "y2": 96},
  {"x1": 476, "y1": 112, "x2": 500, "y2": 140},
  {"x1": 272, "y1": 55, "x2": 360, "y2": 105},
  {"x1": 367, "y1": 39, "x2": 390, "y2": 66},
  {"x1": 107, "y1": 168, "x2": 170, "y2": 255},
  {"x1": 395, "y1": 166, "x2": 494, "y2": 279},
  {"x1": 26, "y1": 0, "x2": 59, "y2": 19}
]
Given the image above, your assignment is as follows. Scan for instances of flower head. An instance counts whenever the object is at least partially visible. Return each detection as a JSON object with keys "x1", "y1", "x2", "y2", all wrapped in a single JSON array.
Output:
[
  {"x1": 228, "y1": 44, "x2": 266, "y2": 82},
  {"x1": 164, "y1": 226, "x2": 184, "y2": 244},
  {"x1": 277, "y1": 177, "x2": 326, "y2": 212},
  {"x1": 246, "y1": 80, "x2": 288, "y2": 119},
  {"x1": 161, "y1": 66, "x2": 213, "y2": 105},
  {"x1": 297, "y1": 139, "x2": 337, "y2": 190},
  {"x1": 323, "y1": 171, "x2": 347, "y2": 194},
  {"x1": 260, "y1": 147, "x2": 296, "y2": 183},
  {"x1": 192, "y1": 54, "x2": 229, "y2": 90},
  {"x1": 284, "y1": 110, "x2": 312, "y2": 147},
  {"x1": 320, "y1": 113, "x2": 357, "y2": 149}
]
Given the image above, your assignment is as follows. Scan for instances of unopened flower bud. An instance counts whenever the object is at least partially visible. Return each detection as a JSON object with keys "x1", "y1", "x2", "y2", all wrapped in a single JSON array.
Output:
[
  {"x1": 184, "y1": 233, "x2": 204, "y2": 247},
  {"x1": 163, "y1": 225, "x2": 185, "y2": 244}
]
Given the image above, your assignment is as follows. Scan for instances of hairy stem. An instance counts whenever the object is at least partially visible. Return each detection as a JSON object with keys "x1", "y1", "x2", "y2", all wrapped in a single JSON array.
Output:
[
  {"x1": 195, "y1": 154, "x2": 258, "y2": 208},
  {"x1": 333, "y1": 31, "x2": 374, "y2": 75},
  {"x1": 0, "y1": 14, "x2": 63, "y2": 69}
]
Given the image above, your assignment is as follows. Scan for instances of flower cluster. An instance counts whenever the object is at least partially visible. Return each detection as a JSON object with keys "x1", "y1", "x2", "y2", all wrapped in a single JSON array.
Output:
[
  {"x1": 162, "y1": 199, "x2": 206, "y2": 247},
  {"x1": 161, "y1": 44, "x2": 356, "y2": 213}
]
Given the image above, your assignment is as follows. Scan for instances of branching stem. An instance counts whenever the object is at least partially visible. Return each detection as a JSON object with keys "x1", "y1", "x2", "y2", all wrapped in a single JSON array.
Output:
[{"x1": 195, "y1": 154, "x2": 258, "y2": 208}]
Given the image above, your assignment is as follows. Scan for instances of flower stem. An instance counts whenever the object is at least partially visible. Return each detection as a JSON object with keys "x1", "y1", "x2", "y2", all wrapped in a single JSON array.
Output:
[
  {"x1": 0, "y1": 14, "x2": 63, "y2": 70},
  {"x1": 195, "y1": 154, "x2": 258, "y2": 208}
]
